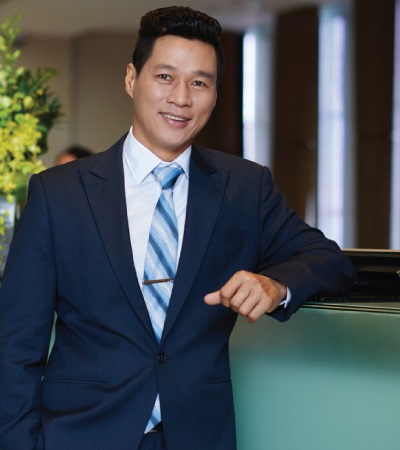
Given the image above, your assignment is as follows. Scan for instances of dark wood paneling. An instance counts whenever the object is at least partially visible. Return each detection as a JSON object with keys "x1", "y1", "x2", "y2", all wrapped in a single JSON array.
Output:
[
  {"x1": 195, "y1": 32, "x2": 243, "y2": 156},
  {"x1": 273, "y1": 7, "x2": 319, "y2": 219},
  {"x1": 355, "y1": 0, "x2": 395, "y2": 247}
]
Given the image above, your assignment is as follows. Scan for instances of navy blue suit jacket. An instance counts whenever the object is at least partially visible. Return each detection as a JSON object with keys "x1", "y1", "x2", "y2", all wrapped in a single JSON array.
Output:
[{"x1": 0, "y1": 135, "x2": 353, "y2": 449}]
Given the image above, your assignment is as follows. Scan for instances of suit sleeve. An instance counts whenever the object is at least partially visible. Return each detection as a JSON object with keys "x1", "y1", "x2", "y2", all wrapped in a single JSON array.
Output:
[
  {"x1": 0, "y1": 174, "x2": 56, "y2": 449},
  {"x1": 256, "y1": 167, "x2": 354, "y2": 322}
]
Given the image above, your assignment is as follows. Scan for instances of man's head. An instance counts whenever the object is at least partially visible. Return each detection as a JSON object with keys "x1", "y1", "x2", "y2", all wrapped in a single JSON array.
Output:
[
  {"x1": 132, "y1": 6, "x2": 224, "y2": 84},
  {"x1": 133, "y1": 6, "x2": 225, "y2": 82},
  {"x1": 125, "y1": 7, "x2": 224, "y2": 160}
]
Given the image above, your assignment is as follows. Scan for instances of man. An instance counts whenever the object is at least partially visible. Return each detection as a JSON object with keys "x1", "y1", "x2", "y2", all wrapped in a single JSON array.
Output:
[{"x1": 0, "y1": 6, "x2": 353, "y2": 450}]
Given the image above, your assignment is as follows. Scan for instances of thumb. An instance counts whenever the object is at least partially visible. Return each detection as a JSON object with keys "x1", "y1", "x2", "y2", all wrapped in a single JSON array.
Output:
[{"x1": 204, "y1": 290, "x2": 222, "y2": 305}]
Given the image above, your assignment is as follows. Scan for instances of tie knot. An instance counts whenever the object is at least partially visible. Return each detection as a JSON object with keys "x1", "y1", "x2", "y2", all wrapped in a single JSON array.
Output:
[{"x1": 153, "y1": 163, "x2": 183, "y2": 190}]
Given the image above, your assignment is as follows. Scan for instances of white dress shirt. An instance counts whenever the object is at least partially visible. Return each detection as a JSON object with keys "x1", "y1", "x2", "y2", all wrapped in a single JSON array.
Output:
[
  {"x1": 123, "y1": 128, "x2": 191, "y2": 287},
  {"x1": 123, "y1": 127, "x2": 290, "y2": 308}
]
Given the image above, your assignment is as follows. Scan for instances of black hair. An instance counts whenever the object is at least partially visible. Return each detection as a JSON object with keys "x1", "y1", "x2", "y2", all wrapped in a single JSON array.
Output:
[
  {"x1": 61, "y1": 145, "x2": 93, "y2": 159},
  {"x1": 132, "y1": 6, "x2": 225, "y2": 84}
]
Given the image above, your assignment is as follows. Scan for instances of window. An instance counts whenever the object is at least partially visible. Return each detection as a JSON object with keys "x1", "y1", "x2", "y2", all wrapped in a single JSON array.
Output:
[
  {"x1": 390, "y1": 0, "x2": 400, "y2": 248},
  {"x1": 317, "y1": 1, "x2": 355, "y2": 247},
  {"x1": 243, "y1": 21, "x2": 275, "y2": 168}
]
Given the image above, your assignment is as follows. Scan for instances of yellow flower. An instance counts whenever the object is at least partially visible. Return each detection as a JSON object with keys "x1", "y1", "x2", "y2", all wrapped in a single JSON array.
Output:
[
  {"x1": 0, "y1": 14, "x2": 61, "y2": 261},
  {"x1": 23, "y1": 95, "x2": 33, "y2": 108}
]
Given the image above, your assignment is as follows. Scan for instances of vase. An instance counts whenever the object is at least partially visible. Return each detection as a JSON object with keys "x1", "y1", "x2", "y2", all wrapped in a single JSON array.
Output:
[{"x1": 0, "y1": 195, "x2": 17, "y2": 278}]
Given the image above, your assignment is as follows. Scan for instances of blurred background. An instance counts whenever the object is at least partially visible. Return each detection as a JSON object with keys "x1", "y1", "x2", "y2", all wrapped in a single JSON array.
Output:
[{"x1": 0, "y1": 0, "x2": 399, "y2": 249}]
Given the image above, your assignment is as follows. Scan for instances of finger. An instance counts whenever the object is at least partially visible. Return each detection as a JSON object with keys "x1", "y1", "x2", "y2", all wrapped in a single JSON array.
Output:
[
  {"x1": 233, "y1": 280, "x2": 277, "y2": 321},
  {"x1": 204, "y1": 290, "x2": 222, "y2": 305},
  {"x1": 219, "y1": 271, "x2": 246, "y2": 299},
  {"x1": 245, "y1": 300, "x2": 271, "y2": 323},
  {"x1": 234, "y1": 295, "x2": 258, "y2": 317},
  {"x1": 225, "y1": 272, "x2": 260, "y2": 311}
]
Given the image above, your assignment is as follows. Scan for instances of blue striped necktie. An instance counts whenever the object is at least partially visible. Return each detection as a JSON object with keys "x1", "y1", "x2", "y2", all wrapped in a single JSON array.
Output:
[{"x1": 143, "y1": 163, "x2": 182, "y2": 432}]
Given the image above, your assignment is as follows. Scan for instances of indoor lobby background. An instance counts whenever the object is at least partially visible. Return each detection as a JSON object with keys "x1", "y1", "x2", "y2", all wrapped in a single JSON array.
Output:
[
  {"x1": 1, "y1": 0, "x2": 399, "y2": 250},
  {"x1": 1, "y1": 1, "x2": 400, "y2": 449}
]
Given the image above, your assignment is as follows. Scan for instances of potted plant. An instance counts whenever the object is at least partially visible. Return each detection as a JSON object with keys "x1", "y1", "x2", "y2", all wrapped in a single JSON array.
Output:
[{"x1": 0, "y1": 14, "x2": 62, "y2": 274}]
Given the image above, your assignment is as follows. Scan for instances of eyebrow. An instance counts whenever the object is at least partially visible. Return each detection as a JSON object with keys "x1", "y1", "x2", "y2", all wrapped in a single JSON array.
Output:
[{"x1": 154, "y1": 64, "x2": 216, "y2": 81}]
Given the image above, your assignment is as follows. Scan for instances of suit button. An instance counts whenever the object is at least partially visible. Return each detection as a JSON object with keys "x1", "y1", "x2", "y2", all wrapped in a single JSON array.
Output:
[{"x1": 157, "y1": 353, "x2": 167, "y2": 364}]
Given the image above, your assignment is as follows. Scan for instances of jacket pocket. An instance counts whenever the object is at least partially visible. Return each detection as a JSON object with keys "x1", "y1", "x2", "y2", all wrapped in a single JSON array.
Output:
[
  {"x1": 44, "y1": 376, "x2": 108, "y2": 384},
  {"x1": 202, "y1": 378, "x2": 232, "y2": 387}
]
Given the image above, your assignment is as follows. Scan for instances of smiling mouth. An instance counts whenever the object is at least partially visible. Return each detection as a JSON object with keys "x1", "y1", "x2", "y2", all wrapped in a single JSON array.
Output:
[{"x1": 161, "y1": 113, "x2": 189, "y2": 122}]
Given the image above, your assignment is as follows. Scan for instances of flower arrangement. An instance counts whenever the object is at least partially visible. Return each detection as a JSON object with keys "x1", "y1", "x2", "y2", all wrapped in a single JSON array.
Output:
[{"x1": 0, "y1": 14, "x2": 62, "y2": 262}]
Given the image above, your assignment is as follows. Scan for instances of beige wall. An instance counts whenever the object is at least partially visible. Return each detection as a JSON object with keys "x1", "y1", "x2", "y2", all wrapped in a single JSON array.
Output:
[
  {"x1": 17, "y1": 31, "x2": 137, "y2": 167},
  {"x1": 72, "y1": 32, "x2": 136, "y2": 153}
]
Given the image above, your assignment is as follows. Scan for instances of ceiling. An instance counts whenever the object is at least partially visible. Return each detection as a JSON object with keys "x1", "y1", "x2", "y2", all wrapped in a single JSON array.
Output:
[{"x1": 0, "y1": 0, "x2": 334, "y2": 36}]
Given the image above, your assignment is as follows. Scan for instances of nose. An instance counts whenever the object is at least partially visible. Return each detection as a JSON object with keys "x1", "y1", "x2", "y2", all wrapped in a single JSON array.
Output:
[{"x1": 167, "y1": 81, "x2": 192, "y2": 107}]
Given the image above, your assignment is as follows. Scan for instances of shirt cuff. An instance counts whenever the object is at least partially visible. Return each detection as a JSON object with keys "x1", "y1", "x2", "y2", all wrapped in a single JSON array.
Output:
[{"x1": 278, "y1": 287, "x2": 292, "y2": 309}]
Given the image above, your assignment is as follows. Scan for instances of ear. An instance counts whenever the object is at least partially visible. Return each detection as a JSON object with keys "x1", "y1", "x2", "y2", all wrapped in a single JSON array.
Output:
[{"x1": 125, "y1": 63, "x2": 136, "y2": 98}]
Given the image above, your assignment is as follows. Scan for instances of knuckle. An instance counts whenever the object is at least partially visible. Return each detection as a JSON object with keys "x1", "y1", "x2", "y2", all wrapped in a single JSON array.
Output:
[
  {"x1": 236, "y1": 270, "x2": 250, "y2": 281},
  {"x1": 238, "y1": 304, "x2": 249, "y2": 316},
  {"x1": 220, "y1": 297, "x2": 230, "y2": 308}
]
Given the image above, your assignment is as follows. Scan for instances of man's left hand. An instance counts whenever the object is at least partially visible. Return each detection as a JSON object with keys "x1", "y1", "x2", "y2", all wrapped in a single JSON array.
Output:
[{"x1": 204, "y1": 271, "x2": 287, "y2": 323}]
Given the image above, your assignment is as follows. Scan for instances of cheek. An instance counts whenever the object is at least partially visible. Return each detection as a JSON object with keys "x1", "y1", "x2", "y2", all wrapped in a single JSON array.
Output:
[
  {"x1": 197, "y1": 100, "x2": 215, "y2": 124},
  {"x1": 203, "y1": 93, "x2": 217, "y2": 115},
  {"x1": 133, "y1": 79, "x2": 162, "y2": 106}
]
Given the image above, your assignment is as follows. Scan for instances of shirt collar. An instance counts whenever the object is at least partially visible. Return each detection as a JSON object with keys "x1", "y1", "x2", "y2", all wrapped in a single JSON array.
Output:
[{"x1": 123, "y1": 127, "x2": 191, "y2": 184}]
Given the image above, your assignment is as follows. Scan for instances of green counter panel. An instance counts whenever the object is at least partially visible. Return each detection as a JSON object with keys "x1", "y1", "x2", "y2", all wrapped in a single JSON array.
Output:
[{"x1": 230, "y1": 307, "x2": 400, "y2": 450}]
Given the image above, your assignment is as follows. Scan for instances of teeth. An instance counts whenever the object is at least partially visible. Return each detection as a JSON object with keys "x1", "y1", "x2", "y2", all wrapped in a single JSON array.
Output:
[{"x1": 163, "y1": 114, "x2": 187, "y2": 122}]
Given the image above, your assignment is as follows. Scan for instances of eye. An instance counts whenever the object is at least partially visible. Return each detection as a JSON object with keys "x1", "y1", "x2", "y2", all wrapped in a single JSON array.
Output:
[
  {"x1": 192, "y1": 80, "x2": 207, "y2": 87},
  {"x1": 158, "y1": 74, "x2": 172, "y2": 81}
]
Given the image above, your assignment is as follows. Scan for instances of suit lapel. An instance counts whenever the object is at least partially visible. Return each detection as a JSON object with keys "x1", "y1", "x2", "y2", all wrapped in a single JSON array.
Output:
[
  {"x1": 162, "y1": 147, "x2": 228, "y2": 342},
  {"x1": 79, "y1": 137, "x2": 156, "y2": 342},
  {"x1": 79, "y1": 139, "x2": 228, "y2": 345}
]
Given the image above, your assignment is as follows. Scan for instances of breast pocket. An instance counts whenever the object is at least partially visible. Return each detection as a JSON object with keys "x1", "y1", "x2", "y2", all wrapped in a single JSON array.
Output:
[
  {"x1": 209, "y1": 230, "x2": 245, "y2": 246},
  {"x1": 207, "y1": 230, "x2": 246, "y2": 288}
]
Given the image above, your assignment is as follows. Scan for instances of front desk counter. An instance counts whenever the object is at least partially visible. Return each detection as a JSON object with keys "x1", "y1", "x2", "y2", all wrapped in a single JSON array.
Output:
[{"x1": 230, "y1": 299, "x2": 400, "y2": 450}]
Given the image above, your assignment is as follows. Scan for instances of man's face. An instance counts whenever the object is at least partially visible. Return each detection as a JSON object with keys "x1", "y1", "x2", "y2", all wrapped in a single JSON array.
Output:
[{"x1": 125, "y1": 35, "x2": 218, "y2": 161}]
